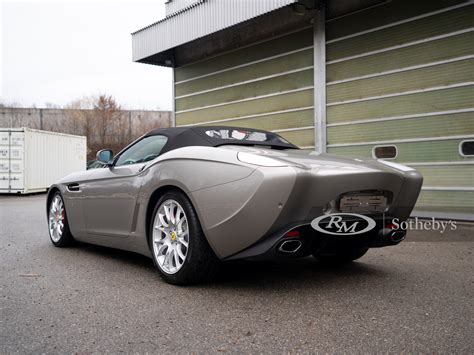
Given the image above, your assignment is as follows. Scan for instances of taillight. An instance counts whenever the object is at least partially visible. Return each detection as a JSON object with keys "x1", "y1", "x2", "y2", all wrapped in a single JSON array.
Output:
[
  {"x1": 285, "y1": 230, "x2": 300, "y2": 238},
  {"x1": 386, "y1": 223, "x2": 398, "y2": 230}
]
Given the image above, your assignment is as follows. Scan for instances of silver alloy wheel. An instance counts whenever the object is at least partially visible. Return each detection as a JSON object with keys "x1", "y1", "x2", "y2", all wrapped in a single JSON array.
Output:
[
  {"x1": 49, "y1": 195, "x2": 65, "y2": 242},
  {"x1": 152, "y1": 199, "x2": 189, "y2": 274}
]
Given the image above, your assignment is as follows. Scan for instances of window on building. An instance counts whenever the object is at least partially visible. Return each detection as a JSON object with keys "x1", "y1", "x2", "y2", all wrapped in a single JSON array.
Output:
[
  {"x1": 373, "y1": 145, "x2": 397, "y2": 159},
  {"x1": 459, "y1": 140, "x2": 474, "y2": 157}
]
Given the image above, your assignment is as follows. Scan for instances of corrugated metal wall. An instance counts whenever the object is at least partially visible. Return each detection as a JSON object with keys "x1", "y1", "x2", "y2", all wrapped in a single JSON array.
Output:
[
  {"x1": 174, "y1": 0, "x2": 473, "y2": 216},
  {"x1": 325, "y1": 0, "x2": 474, "y2": 216},
  {"x1": 175, "y1": 27, "x2": 316, "y2": 148}
]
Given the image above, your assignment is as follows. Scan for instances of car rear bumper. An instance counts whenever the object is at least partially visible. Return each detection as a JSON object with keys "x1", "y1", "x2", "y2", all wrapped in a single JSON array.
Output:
[
  {"x1": 224, "y1": 216, "x2": 407, "y2": 261},
  {"x1": 194, "y1": 163, "x2": 422, "y2": 260}
]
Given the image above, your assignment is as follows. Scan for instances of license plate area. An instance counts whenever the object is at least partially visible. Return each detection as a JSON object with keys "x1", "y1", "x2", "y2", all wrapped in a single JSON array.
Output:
[{"x1": 339, "y1": 194, "x2": 387, "y2": 213}]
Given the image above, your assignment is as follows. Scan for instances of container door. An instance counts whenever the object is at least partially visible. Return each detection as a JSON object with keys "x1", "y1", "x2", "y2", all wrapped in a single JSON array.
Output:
[
  {"x1": 9, "y1": 132, "x2": 25, "y2": 192},
  {"x1": 0, "y1": 131, "x2": 9, "y2": 191}
]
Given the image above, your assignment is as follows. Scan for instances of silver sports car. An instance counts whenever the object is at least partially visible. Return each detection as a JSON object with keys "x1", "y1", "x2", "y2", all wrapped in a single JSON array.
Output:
[{"x1": 47, "y1": 126, "x2": 423, "y2": 284}]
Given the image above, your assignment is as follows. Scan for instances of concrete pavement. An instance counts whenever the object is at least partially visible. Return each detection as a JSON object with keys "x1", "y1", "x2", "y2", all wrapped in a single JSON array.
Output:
[{"x1": 1, "y1": 194, "x2": 473, "y2": 353}]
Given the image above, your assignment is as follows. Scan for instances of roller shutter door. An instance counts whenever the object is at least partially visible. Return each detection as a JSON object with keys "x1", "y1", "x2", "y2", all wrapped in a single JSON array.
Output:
[
  {"x1": 325, "y1": 0, "x2": 474, "y2": 217},
  {"x1": 174, "y1": 27, "x2": 315, "y2": 148}
]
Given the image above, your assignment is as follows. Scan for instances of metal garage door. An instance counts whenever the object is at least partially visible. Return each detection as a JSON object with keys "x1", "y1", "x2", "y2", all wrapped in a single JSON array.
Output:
[
  {"x1": 325, "y1": 0, "x2": 474, "y2": 218},
  {"x1": 174, "y1": 27, "x2": 316, "y2": 148}
]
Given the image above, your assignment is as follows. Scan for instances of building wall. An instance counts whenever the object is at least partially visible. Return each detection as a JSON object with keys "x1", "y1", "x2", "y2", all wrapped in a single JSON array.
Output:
[
  {"x1": 325, "y1": 0, "x2": 474, "y2": 215},
  {"x1": 174, "y1": 0, "x2": 473, "y2": 217},
  {"x1": 174, "y1": 27, "x2": 315, "y2": 147}
]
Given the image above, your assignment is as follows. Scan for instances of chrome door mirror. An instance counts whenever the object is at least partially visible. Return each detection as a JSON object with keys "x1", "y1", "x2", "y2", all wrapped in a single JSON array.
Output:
[{"x1": 96, "y1": 149, "x2": 113, "y2": 165}]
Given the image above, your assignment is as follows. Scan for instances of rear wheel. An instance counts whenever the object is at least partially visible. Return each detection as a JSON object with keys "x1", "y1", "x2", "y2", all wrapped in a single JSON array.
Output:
[
  {"x1": 150, "y1": 191, "x2": 219, "y2": 285},
  {"x1": 313, "y1": 247, "x2": 369, "y2": 265},
  {"x1": 48, "y1": 192, "x2": 74, "y2": 247}
]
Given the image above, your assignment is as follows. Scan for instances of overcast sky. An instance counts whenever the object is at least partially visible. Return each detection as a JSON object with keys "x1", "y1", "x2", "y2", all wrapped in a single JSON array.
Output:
[{"x1": 0, "y1": 0, "x2": 172, "y2": 110}]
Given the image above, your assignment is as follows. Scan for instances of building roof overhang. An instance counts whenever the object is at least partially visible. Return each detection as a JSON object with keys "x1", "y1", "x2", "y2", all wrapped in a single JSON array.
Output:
[
  {"x1": 131, "y1": 0, "x2": 315, "y2": 67},
  {"x1": 132, "y1": 0, "x2": 386, "y2": 67}
]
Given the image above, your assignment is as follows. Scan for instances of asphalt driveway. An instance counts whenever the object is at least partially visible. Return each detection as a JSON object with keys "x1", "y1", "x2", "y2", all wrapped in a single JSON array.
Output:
[{"x1": 1, "y1": 194, "x2": 473, "y2": 353}]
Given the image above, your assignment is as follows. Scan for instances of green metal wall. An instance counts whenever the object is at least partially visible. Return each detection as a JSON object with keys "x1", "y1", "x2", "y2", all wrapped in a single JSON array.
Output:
[
  {"x1": 174, "y1": 0, "x2": 473, "y2": 217},
  {"x1": 174, "y1": 27, "x2": 315, "y2": 147},
  {"x1": 326, "y1": 0, "x2": 474, "y2": 216}
]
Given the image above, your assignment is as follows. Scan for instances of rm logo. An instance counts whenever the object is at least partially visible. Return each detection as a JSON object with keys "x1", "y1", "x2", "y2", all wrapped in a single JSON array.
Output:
[{"x1": 311, "y1": 213, "x2": 376, "y2": 236}]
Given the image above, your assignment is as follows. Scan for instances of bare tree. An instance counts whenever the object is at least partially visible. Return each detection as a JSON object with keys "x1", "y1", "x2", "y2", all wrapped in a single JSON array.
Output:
[
  {"x1": 64, "y1": 96, "x2": 96, "y2": 155},
  {"x1": 65, "y1": 98, "x2": 90, "y2": 132},
  {"x1": 93, "y1": 95, "x2": 121, "y2": 146},
  {"x1": 63, "y1": 94, "x2": 171, "y2": 159},
  {"x1": 133, "y1": 111, "x2": 162, "y2": 137}
]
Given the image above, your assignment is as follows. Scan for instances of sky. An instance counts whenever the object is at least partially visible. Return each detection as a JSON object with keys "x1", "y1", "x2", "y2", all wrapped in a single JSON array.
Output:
[{"x1": 0, "y1": 0, "x2": 172, "y2": 110}]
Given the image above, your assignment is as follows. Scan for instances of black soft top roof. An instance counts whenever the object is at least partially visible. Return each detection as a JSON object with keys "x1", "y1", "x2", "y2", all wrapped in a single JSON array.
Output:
[{"x1": 145, "y1": 126, "x2": 298, "y2": 155}]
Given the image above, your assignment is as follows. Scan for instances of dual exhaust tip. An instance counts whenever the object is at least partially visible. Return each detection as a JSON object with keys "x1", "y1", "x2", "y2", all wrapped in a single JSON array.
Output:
[
  {"x1": 277, "y1": 227, "x2": 406, "y2": 254},
  {"x1": 278, "y1": 239, "x2": 302, "y2": 254},
  {"x1": 388, "y1": 230, "x2": 406, "y2": 243}
]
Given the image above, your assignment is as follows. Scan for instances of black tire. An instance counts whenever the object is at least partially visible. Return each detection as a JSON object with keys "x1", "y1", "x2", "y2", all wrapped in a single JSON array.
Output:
[
  {"x1": 149, "y1": 190, "x2": 219, "y2": 285},
  {"x1": 47, "y1": 191, "x2": 74, "y2": 247},
  {"x1": 313, "y1": 247, "x2": 369, "y2": 265}
]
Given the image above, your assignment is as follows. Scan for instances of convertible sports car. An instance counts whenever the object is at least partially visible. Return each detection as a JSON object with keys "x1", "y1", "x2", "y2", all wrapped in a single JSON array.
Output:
[{"x1": 47, "y1": 126, "x2": 423, "y2": 284}]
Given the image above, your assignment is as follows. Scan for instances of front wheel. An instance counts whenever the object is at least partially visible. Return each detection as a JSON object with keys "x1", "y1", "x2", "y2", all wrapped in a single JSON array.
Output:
[
  {"x1": 150, "y1": 191, "x2": 219, "y2": 285},
  {"x1": 313, "y1": 247, "x2": 369, "y2": 265},
  {"x1": 48, "y1": 192, "x2": 74, "y2": 247}
]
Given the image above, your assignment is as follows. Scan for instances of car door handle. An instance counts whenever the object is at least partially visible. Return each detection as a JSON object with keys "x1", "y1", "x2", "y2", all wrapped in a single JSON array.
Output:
[{"x1": 67, "y1": 183, "x2": 81, "y2": 192}]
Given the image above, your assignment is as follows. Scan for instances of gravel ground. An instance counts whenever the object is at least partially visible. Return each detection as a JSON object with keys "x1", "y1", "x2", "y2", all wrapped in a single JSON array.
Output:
[{"x1": 1, "y1": 194, "x2": 473, "y2": 353}]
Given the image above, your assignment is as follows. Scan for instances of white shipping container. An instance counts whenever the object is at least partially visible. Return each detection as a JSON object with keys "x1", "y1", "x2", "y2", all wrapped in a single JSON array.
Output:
[{"x1": 0, "y1": 128, "x2": 86, "y2": 194}]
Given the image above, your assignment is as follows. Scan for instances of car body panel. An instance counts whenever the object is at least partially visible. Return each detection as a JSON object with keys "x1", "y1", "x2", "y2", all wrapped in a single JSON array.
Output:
[
  {"x1": 81, "y1": 164, "x2": 145, "y2": 238},
  {"x1": 191, "y1": 166, "x2": 297, "y2": 258}
]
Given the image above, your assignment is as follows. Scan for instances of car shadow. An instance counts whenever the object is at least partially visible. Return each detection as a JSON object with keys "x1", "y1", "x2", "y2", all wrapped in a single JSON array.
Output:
[
  {"x1": 208, "y1": 258, "x2": 389, "y2": 290},
  {"x1": 72, "y1": 242, "x2": 390, "y2": 290},
  {"x1": 76, "y1": 242, "x2": 154, "y2": 271}
]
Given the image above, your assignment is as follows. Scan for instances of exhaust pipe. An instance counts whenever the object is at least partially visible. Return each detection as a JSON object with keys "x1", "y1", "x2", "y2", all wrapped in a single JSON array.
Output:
[
  {"x1": 389, "y1": 230, "x2": 406, "y2": 243},
  {"x1": 374, "y1": 227, "x2": 407, "y2": 247},
  {"x1": 277, "y1": 240, "x2": 302, "y2": 254}
]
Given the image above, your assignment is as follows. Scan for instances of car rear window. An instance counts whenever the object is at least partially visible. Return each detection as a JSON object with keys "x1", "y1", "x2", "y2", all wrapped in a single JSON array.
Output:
[{"x1": 204, "y1": 129, "x2": 290, "y2": 145}]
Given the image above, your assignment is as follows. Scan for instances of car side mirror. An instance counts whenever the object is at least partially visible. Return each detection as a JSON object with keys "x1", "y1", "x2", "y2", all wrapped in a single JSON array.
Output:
[{"x1": 96, "y1": 149, "x2": 113, "y2": 165}]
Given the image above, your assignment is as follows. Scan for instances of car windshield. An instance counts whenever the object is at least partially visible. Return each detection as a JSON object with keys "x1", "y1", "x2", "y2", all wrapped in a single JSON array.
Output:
[
  {"x1": 204, "y1": 129, "x2": 292, "y2": 147},
  {"x1": 87, "y1": 160, "x2": 105, "y2": 170},
  {"x1": 115, "y1": 135, "x2": 168, "y2": 166}
]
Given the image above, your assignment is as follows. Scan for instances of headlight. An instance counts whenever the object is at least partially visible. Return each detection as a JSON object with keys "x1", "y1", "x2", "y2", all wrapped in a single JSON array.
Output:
[
  {"x1": 237, "y1": 152, "x2": 287, "y2": 167},
  {"x1": 377, "y1": 160, "x2": 414, "y2": 172}
]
